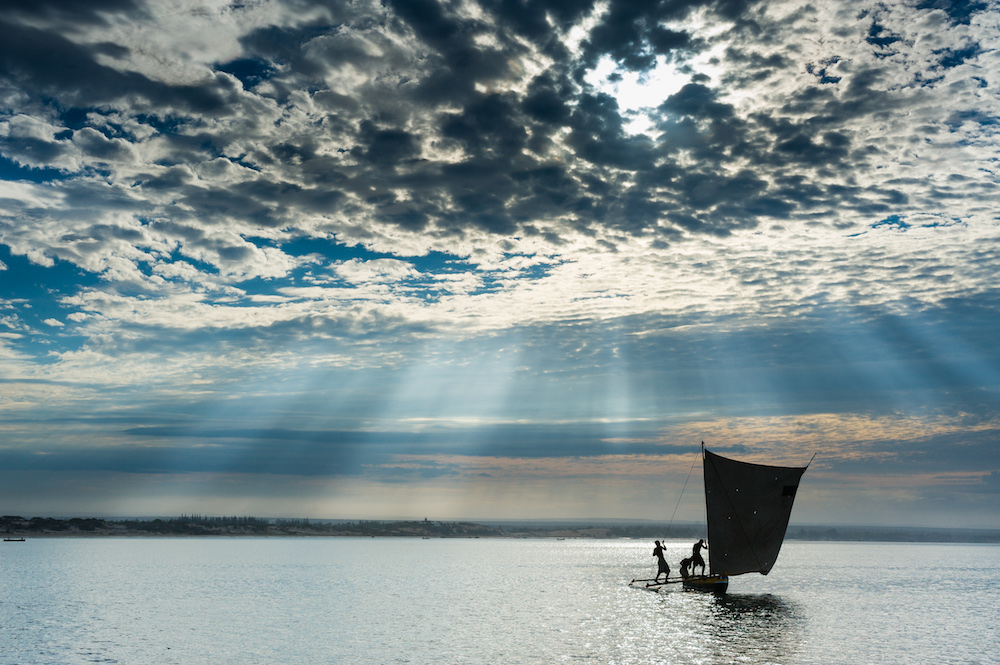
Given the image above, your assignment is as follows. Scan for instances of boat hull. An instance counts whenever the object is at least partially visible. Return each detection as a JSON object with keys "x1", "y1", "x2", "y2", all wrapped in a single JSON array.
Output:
[{"x1": 682, "y1": 574, "x2": 728, "y2": 594}]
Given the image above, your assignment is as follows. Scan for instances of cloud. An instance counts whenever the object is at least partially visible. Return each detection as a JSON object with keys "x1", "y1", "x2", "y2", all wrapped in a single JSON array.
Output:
[
  {"x1": 2, "y1": 0, "x2": 996, "y2": 279},
  {"x1": 334, "y1": 258, "x2": 420, "y2": 285},
  {"x1": 2, "y1": 0, "x2": 999, "y2": 524}
]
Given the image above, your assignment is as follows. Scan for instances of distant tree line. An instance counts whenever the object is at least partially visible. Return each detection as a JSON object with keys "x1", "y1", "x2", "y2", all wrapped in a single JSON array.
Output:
[
  {"x1": 2, "y1": 515, "x2": 998, "y2": 542},
  {"x1": 605, "y1": 524, "x2": 707, "y2": 539},
  {"x1": 0, "y1": 517, "x2": 107, "y2": 532},
  {"x1": 176, "y1": 515, "x2": 271, "y2": 526}
]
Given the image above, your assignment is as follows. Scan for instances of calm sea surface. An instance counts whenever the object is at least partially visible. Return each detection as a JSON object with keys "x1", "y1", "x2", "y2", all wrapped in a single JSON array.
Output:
[{"x1": 1, "y1": 538, "x2": 997, "y2": 664}]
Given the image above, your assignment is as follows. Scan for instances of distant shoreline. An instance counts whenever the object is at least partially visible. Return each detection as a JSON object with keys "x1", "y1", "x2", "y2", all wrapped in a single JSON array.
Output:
[{"x1": 3, "y1": 516, "x2": 998, "y2": 543}]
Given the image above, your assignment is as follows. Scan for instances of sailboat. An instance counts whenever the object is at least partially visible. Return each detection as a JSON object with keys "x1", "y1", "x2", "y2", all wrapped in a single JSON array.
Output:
[{"x1": 631, "y1": 443, "x2": 811, "y2": 595}]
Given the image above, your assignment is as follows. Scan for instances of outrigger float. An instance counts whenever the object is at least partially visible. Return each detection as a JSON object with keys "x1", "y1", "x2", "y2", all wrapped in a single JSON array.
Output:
[
  {"x1": 629, "y1": 443, "x2": 811, "y2": 595},
  {"x1": 629, "y1": 573, "x2": 729, "y2": 594}
]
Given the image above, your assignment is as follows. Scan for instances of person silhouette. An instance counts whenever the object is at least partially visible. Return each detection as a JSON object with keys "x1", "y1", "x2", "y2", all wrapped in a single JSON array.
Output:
[
  {"x1": 653, "y1": 540, "x2": 670, "y2": 582},
  {"x1": 679, "y1": 556, "x2": 692, "y2": 579},
  {"x1": 691, "y1": 538, "x2": 707, "y2": 576}
]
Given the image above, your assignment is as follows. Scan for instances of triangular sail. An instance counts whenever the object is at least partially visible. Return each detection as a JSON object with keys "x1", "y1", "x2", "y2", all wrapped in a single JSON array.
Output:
[{"x1": 703, "y1": 449, "x2": 807, "y2": 576}]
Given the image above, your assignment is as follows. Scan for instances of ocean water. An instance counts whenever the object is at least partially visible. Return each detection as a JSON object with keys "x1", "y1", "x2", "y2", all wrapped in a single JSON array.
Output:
[{"x1": 1, "y1": 537, "x2": 997, "y2": 664}]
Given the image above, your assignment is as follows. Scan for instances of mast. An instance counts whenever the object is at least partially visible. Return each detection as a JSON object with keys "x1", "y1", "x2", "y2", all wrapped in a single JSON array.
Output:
[{"x1": 701, "y1": 441, "x2": 711, "y2": 575}]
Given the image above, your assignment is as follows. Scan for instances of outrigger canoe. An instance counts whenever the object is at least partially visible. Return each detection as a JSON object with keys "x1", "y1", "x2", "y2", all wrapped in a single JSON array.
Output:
[{"x1": 629, "y1": 443, "x2": 811, "y2": 595}]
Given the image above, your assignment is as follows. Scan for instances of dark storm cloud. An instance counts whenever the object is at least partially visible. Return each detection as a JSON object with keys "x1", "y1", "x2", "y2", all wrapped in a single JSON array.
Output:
[
  {"x1": 73, "y1": 128, "x2": 135, "y2": 162},
  {"x1": 354, "y1": 121, "x2": 422, "y2": 168},
  {"x1": 916, "y1": 0, "x2": 990, "y2": 24},
  {"x1": 479, "y1": 0, "x2": 596, "y2": 40},
  {"x1": 441, "y1": 94, "x2": 528, "y2": 159},
  {"x1": 6, "y1": 0, "x2": 990, "y2": 258},
  {"x1": 384, "y1": 0, "x2": 516, "y2": 105},
  {"x1": 0, "y1": 125, "x2": 74, "y2": 168},
  {"x1": 11, "y1": 291, "x2": 1000, "y2": 480},
  {"x1": 488, "y1": 294, "x2": 1000, "y2": 423},
  {"x1": 577, "y1": 0, "x2": 708, "y2": 72},
  {"x1": 1, "y1": 436, "x2": 365, "y2": 477},
  {"x1": 568, "y1": 93, "x2": 657, "y2": 171},
  {"x1": 0, "y1": 20, "x2": 240, "y2": 119},
  {"x1": 826, "y1": 427, "x2": 1000, "y2": 477},
  {"x1": 122, "y1": 424, "x2": 682, "y2": 461},
  {"x1": 252, "y1": 0, "x2": 870, "y2": 240},
  {"x1": 0, "y1": 0, "x2": 146, "y2": 27},
  {"x1": 522, "y1": 73, "x2": 574, "y2": 126},
  {"x1": 151, "y1": 174, "x2": 346, "y2": 229},
  {"x1": 1, "y1": 423, "x2": 688, "y2": 477},
  {"x1": 0, "y1": 0, "x2": 991, "y2": 317}
]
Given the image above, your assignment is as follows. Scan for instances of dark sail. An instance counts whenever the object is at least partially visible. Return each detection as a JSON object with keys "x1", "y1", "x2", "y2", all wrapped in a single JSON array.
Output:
[{"x1": 703, "y1": 449, "x2": 807, "y2": 576}]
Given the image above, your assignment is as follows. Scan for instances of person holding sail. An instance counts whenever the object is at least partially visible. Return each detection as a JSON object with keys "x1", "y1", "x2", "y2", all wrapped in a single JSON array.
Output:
[
  {"x1": 691, "y1": 538, "x2": 707, "y2": 576},
  {"x1": 653, "y1": 540, "x2": 670, "y2": 582}
]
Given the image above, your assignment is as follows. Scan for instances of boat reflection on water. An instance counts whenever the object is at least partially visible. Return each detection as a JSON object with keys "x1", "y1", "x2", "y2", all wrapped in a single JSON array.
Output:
[
  {"x1": 701, "y1": 593, "x2": 805, "y2": 663},
  {"x1": 619, "y1": 589, "x2": 806, "y2": 664},
  {"x1": 712, "y1": 592, "x2": 798, "y2": 619}
]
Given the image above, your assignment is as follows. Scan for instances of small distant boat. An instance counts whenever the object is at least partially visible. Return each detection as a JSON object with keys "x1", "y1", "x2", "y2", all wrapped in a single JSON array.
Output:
[
  {"x1": 630, "y1": 443, "x2": 811, "y2": 595},
  {"x1": 3, "y1": 537, "x2": 25, "y2": 542}
]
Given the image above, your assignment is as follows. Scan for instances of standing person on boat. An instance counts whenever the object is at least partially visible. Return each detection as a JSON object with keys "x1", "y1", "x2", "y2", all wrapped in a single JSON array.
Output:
[
  {"x1": 691, "y1": 539, "x2": 707, "y2": 576},
  {"x1": 653, "y1": 540, "x2": 671, "y2": 582}
]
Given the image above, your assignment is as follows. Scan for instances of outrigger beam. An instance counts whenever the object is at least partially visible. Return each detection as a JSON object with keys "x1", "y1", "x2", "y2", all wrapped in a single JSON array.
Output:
[
  {"x1": 628, "y1": 577, "x2": 686, "y2": 587},
  {"x1": 645, "y1": 579, "x2": 685, "y2": 587}
]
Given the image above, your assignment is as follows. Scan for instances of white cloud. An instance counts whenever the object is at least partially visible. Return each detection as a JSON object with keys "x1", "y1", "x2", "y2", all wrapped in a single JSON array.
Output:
[{"x1": 334, "y1": 258, "x2": 421, "y2": 285}]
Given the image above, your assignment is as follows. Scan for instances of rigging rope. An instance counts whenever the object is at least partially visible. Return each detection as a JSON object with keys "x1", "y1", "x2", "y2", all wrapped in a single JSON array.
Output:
[{"x1": 665, "y1": 453, "x2": 699, "y2": 534}]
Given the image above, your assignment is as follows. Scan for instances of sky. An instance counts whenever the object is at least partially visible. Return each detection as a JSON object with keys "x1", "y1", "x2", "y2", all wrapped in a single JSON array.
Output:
[{"x1": 1, "y1": 0, "x2": 998, "y2": 528}]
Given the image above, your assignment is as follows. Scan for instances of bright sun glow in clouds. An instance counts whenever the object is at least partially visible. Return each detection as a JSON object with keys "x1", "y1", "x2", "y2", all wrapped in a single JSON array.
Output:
[{"x1": 584, "y1": 55, "x2": 692, "y2": 135}]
